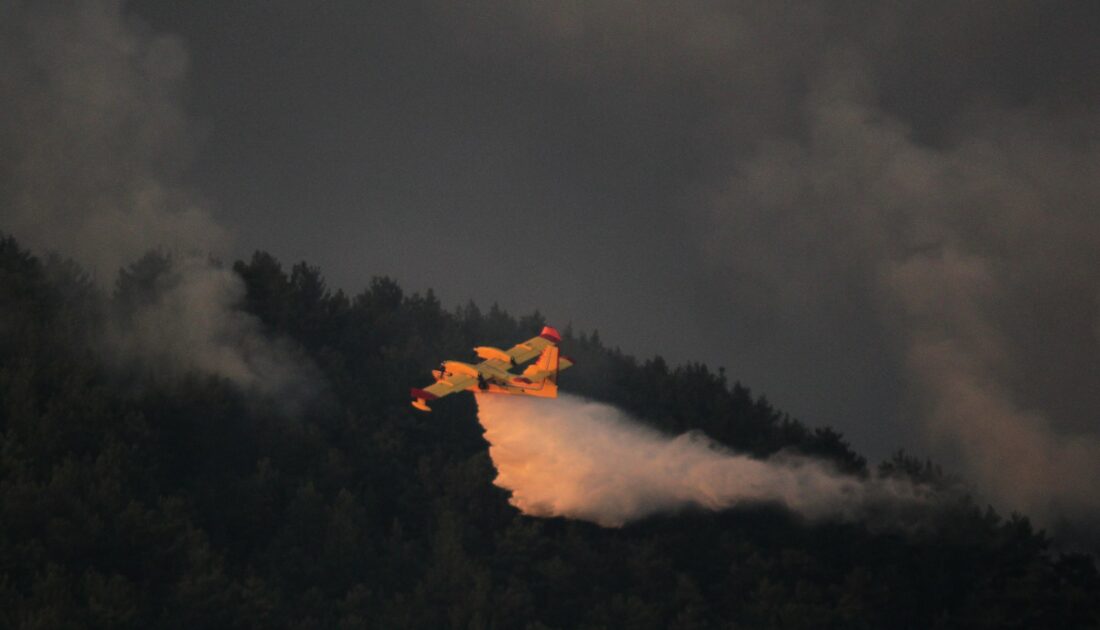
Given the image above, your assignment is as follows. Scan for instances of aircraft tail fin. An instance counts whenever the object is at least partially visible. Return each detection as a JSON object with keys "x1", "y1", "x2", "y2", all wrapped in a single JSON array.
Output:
[{"x1": 410, "y1": 387, "x2": 436, "y2": 412}]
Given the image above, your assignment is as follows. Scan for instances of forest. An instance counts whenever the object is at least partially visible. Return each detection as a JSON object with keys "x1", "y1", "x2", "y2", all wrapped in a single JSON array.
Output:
[{"x1": 1, "y1": 232, "x2": 1098, "y2": 629}]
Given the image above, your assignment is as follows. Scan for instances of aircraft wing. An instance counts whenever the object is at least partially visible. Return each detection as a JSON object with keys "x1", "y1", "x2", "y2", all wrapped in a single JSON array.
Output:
[
  {"x1": 410, "y1": 372, "x2": 477, "y2": 410},
  {"x1": 501, "y1": 326, "x2": 562, "y2": 365}
]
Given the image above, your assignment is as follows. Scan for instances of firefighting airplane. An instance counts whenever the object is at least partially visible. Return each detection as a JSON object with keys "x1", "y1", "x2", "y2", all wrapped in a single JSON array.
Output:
[{"x1": 410, "y1": 326, "x2": 574, "y2": 411}]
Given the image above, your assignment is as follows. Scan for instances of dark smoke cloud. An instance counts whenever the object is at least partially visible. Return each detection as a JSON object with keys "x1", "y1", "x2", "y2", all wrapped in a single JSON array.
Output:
[
  {"x1": 0, "y1": 0, "x2": 316, "y2": 401},
  {"x1": 0, "y1": 0, "x2": 222, "y2": 273},
  {"x1": 711, "y1": 63, "x2": 1100, "y2": 523}
]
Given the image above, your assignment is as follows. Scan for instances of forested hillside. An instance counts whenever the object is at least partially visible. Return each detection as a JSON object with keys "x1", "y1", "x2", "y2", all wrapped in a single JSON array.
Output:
[{"x1": 1, "y1": 233, "x2": 1097, "y2": 629}]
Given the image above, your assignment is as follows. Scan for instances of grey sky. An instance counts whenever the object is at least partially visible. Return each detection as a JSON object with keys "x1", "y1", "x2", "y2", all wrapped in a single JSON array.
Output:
[
  {"x1": 5, "y1": 1, "x2": 1100, "y2": 525},
  {"x1": 122, "y1": 2, "x2": 1100, "y2": 462}
]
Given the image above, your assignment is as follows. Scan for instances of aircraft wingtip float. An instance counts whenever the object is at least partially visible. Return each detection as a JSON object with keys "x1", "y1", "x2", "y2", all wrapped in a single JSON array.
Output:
[{"x1": 411, "y1": 326, "x2": 574, "y2": 412}]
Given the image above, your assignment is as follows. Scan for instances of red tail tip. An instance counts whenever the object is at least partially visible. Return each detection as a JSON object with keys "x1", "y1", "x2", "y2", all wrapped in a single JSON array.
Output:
[
  {"x1": 410, "y1": 387, "x2": 438, "y2": 400},
  {"x1": 539, "y1": 326, "x2": 562, "y2": 343}
]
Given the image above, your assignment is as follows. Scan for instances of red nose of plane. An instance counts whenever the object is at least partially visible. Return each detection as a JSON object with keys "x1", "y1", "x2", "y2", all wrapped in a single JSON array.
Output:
[{"x1": 539, "y1": 326, "x2": 562, "y2": 343}]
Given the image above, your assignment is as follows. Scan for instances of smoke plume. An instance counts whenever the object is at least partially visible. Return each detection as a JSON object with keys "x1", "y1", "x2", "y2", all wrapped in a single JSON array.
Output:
[
  {"x1": 707, "y1": 56, "x2": 1100, "y2": 525},
  {"x1": 477, "y1": 393, "x2": 927, "y2": 527},
  {"x1": 0, "y1": 1, "x2": 316, "y2": 401}
]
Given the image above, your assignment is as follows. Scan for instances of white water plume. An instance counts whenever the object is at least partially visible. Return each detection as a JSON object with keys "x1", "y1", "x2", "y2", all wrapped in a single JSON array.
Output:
[{"x1": 477, "y1": 393, "x2": 928, "y2": 527}]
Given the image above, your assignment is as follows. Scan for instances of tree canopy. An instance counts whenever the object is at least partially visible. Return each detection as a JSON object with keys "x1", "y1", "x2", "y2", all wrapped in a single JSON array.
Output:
[{"x1": 1, "y1": 234, "x2": 1097, "y2": 629}]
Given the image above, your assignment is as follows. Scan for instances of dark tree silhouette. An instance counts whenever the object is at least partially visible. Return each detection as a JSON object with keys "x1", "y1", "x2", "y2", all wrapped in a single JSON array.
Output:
[{"x1": 0, "y1": 232, "x2": 1097, "y2": 628}]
